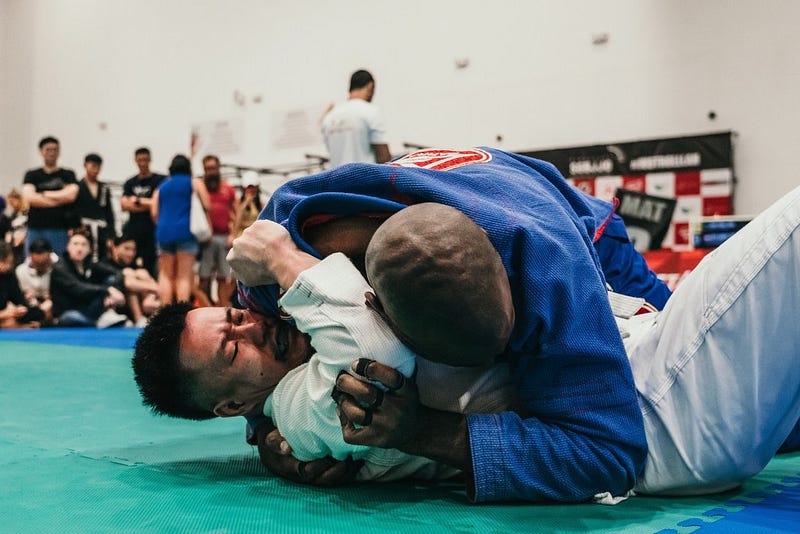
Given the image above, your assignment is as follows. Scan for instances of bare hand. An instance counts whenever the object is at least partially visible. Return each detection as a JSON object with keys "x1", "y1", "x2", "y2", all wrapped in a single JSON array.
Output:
[
  {"x1": 106, "y1": 286, "x2": 126, "y2": 307},
  {"x1": 227, "y1": 219, "x2": 318, "y2": 288},
  {"x1": 256, "y1": 422, "x2": 362, "y2": 486},
  {"x1": 333, "y1": 359, "x2": 421, "y2": 449}
]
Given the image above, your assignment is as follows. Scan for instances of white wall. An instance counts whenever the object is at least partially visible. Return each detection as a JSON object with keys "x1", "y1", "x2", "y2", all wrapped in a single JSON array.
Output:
[{"x1": 1, "y1": 0, "x2": 798, "y2": 213}]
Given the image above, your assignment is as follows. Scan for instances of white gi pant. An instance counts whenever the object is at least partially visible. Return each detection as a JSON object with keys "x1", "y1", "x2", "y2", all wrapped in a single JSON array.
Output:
[{"x1": 630, "y1": 185, "x2": 800, "y2": 495}]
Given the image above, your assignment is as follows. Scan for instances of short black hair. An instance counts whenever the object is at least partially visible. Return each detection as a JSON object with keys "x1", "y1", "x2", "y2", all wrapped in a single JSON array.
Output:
[
  {"x1": 28, "y1": 238, "x2": 53, "y2": 254},
  {"x1": 132, "y1": 302, "x2": 215, "y2": 420},
  {"x1": 349, "y1": 69, "x2": 374, "y2": 91},
  {"x1": 113, "y1": 233, "x2": 137, "y2": 246},
  {"x1": 84, "y1": 153, "x2": 103, "y2": 165},
  {"x1": 134, "y1": 147, "x2": 151, "y2": 156},
  {"x1": 169, "y1": 154, "x2": 192, "y2": 176},
  {"x1": 39, "y1": 136, "x2": 59, "y2": 149}
]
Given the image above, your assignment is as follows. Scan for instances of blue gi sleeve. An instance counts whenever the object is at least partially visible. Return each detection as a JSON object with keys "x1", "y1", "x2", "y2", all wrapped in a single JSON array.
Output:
[
  {"x1": 466, "y1": 219, "x2": 648, "y2": 503},
  {"x1": 595, "y1": 214, "x2": 672, "y2": 309}
]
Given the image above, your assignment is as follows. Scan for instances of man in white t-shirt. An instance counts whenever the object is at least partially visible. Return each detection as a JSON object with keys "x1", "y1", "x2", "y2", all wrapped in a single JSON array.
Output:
[{"x1": 321, "y1": 70, "x2": 391, "y2": 168}]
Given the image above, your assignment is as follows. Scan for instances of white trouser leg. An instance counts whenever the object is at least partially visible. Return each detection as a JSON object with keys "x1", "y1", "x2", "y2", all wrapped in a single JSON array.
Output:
[{"x1": 631, "y1": 185, "x2": 800, "y2": 495}]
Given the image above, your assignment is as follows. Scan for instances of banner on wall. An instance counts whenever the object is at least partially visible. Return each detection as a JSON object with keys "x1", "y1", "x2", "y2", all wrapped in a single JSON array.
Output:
[
  {"x1": 519, "y1": 132, "x2": 733, "y2": 178},
  {"x1": 519, "y1": 132, "x2": 736, "y2": 250}
]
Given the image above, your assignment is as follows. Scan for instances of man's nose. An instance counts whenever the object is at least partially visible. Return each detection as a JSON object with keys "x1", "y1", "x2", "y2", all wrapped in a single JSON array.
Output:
[{"x1": 231, "y1": 320, "x2": 262, "y2": 340}]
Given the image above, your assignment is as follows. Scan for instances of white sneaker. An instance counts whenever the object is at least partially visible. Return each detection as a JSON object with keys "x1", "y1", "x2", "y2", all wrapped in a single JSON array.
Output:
[
  {"x1": 96, "y1": 309, "x2": 129, "y2": 329},
  {"x1": 134, "y1": 317, "x2": 148, "y2": 328}
]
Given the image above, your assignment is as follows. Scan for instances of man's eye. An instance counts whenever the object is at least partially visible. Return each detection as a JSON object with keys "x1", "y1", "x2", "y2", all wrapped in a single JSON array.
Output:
[{"x1": 231, "y1": 341, "x2": 239, "y2": 363}]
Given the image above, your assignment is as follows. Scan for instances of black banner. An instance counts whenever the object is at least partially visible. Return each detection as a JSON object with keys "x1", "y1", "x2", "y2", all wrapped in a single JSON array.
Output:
[{"x1": 519, "y1": 131, "x2": 734, "y2": 178}]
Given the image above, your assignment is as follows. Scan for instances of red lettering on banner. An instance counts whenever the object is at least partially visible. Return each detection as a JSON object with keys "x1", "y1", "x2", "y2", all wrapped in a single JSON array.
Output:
[{"x1": 390, "y1": 148, "x2": 492, "y2": 171}]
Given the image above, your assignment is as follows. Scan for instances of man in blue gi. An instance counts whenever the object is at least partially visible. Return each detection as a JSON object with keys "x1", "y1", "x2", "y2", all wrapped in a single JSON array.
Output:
[{"x1": 136, "y1": 148, "x2": 677, "y2": 502}]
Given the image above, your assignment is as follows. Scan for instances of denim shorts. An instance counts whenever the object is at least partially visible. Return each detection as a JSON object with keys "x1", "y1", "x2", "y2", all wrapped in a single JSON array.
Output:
[{"x1": 158, "y1": 238, "x2": 199, "y2": 255}]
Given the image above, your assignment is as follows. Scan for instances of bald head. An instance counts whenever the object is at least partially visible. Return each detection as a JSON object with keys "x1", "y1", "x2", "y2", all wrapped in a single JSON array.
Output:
[{"x1": 365, "y1": 203, "x2": 514, "y2": 366}]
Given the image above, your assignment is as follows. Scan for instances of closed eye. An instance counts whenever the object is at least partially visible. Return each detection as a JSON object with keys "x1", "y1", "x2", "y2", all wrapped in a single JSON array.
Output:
[{"x1": 231, "y1": 341, "x2": 239, "y2": 364}]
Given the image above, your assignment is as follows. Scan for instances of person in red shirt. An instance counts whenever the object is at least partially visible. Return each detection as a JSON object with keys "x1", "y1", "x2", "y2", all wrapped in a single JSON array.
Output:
[{"x1": 198, "y1": 155, "x2": 238, "y2": 305}]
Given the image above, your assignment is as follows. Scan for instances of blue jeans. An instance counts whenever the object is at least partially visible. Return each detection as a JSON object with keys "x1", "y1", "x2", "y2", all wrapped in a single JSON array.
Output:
[{"x1": 58, "y1": 293, "x2": 106, "y2": 327}]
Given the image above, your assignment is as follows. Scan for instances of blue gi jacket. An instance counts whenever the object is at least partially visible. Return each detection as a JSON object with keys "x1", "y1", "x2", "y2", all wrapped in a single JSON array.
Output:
[{"x1": 241, "y1": 148, "x2": 653, "y2": 502}]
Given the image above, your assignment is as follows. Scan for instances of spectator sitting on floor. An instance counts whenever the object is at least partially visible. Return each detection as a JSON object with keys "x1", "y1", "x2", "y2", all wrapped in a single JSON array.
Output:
[
  {"x1": 50, "y1": 229, "x2": 128, "y2": 328},
  {"x1": 14, "y1": 237, "x2": 55, "y2": 325},
  {"x1": 0, "y1": 242, "x2": 44, "y2": 329},
  {"x1": 97, "y1": 234, "x2": 160, "y2": 327}
]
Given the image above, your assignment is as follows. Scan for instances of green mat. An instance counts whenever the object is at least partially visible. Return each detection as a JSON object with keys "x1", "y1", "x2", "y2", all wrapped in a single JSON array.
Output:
[{"x1": 1, "y1": 332, "x2": 798, "y2": 533}]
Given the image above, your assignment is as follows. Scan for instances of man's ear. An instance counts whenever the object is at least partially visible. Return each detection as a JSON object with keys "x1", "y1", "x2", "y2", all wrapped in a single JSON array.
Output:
[
  {"x1": 213, "y1": 400, "x2": 248, "y2": 418},
  {"x1": 365, "y1": 291, "x2": 386, "y2": 315}
]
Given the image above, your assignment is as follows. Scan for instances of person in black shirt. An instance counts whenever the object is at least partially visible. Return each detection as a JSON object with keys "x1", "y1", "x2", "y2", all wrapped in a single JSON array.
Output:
[
  {"x1": 121, "y1": 147, "x2": 165, "y2": 279},
  {"x1": 74, "y1": 153, "x2": 116, "y2": 262},
  {"x1": 50, "y1": 229, "x2": 128, "y2": 328},
  {"x1": 21, "y1": 136, "x2": 79, "y2": 257},
  {"x1": 97, "y1": 234, "x2": 160, "y2": 327},
  {"x1": 0, "y1": 242, "x2": 43, "y2": 329}
]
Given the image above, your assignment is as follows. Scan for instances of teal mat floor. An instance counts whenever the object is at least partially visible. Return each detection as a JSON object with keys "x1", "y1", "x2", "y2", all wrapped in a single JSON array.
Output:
[{"x1": 1, "y1": 329, "x2": 798, "y2": 533}]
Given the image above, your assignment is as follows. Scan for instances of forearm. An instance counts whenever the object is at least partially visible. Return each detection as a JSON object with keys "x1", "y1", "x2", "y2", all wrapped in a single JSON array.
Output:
[
  {"x1": 373, "y1": 144, "x2": 392, "y2": 164},
  {"x1": 466, "y1": 401, "x2": 645, "y2": 503},
  {"x1": 43, "y1": 185, "x2": 78, "y2": 204},
  {"x1": 272, "y1": 251, "x2": 318, "y2": 290},
  {"x1": 227, "y1": 219, "x2": 319, "y2": 289},
  {"x1": 121, "y1": 196, "x2": 152, "y2": 212},
  {"x1": 26, "y1": 193, "x2": 59, "y2": 208},
  {"x1": 124, "y1": 274, "x2": 159, "y2": 294},
  {"x1": 399, "y1": 406, "x2": 472, "y2": 475}
]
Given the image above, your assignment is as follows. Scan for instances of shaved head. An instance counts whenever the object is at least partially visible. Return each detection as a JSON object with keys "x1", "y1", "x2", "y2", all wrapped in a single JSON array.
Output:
[{"x1": 365, "y1": 203, "x2": 514, "y2": 366}]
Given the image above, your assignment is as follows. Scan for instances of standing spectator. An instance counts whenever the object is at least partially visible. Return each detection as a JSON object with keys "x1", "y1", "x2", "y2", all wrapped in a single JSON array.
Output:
[
  {"x1": 0, "y1": 195, "x2": 11, "y2": 245},
  {"x1": 321, "y1": 69, "x2": 391, "y2": 167},
  {"x1": 120, "y1": 147, "x2": 165, "y2": 278},
  {"x1": 151, "y1": 154, "x2": 209, "y2": 305},
  {"x1": 50, "y1": 230, "x2": 127, "y2": 327},
  {"x1": 0, "y1": 242, "x2": 44, "y2": 329},
  {"x1": 15, "y1": 237, "x2": 55, "y2": 325},
  {"x1": 6, "y1": 188, "x2": 28, "y2": 266},
  {"x1": 198, "y1": 155, "x2": 237, "y2": 305},
  {"x1": 21, "y1": 136, "x2": 78, "y2": 257},
  {"x1": 232, "y1": 172, "x2": 264, "y2": 240},
  {"x1": 97, "y1": 234, "x2": 160, "y2": 327},
  {"x1": 74, "y1": 153, "x2": 115, "y2": 262}
]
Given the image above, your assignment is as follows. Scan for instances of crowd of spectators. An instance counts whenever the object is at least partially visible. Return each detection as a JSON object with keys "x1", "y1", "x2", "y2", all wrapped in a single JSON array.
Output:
[{"x1": 0, "y1": 136, "x2": 266, "y2": 330}]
